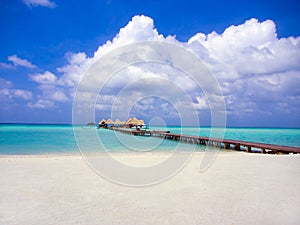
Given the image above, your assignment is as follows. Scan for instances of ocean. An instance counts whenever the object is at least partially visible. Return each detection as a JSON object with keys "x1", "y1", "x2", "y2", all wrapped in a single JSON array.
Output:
[{"x1": 0, "y1": 124, "x2": 300, "y2": 154}]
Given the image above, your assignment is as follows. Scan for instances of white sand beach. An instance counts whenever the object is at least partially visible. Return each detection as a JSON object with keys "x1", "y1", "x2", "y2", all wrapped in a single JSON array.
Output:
[{"x1": 0, "y1": 152, "x2": 300, "y2": 225}]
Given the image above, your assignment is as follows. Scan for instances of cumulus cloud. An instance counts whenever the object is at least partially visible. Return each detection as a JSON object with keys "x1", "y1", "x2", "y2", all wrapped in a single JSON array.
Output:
[
  {"x1": 57, "y1": 52, "x2": 92, "y2": 87},
  {"x1": 23, "y1": 0, "x2": 56, "y2": 8},
  {"x1": 27, "y1": 99, "x2": 55, "y2": 109},
  {"x1": 28, "y1": 71, "x2": 68, "y2": 109},
  {"x1": 56, "y1": 16, "x2": 203, "y2": 122},
  {"x1": 93, "y1": 15, "x2": 166, "y2": 60},
  {"x1": 27, "y1": 78, "x2": 68, "y2": 109},
  {"x1": 187, "y1": 18, "x2": 300, "y2": 77},
  {"x1": 0, "y1": 78, "x2": 33, "y2": 103},
  {"x1": 37, "y1": 84, "x2": 68, "y2": 102},
  {"x1": 186, "y1": 17, "x2": 300, "y2": 120},
  {"x1": 56, "y1": 15, "x2": 169, "y2": 89},
  {"x1": 29, "y1": 71, "x2": 57, "y2": 84},
  {"x1": 11, "y1": 89, "x2": 33, "y2": 100},
  {"x1": 0, "y1": 88, "x2": 32, "y2": 100},
  {"x1": 20, "y1": 15, "x2": 300, "y2": 125}
]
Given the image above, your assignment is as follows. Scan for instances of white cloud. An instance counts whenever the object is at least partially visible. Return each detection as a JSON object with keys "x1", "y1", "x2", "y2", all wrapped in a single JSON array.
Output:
[
  {"x1": 27, "y1": 71, "x2": 68, "y2": 109},
  {"x1": 19, "y1": 15, "x2": 300, "y2": 125},
  {"x1": 0, "y1": 88, "x2": 32, "y2": 100},
  {"x1": 27, "y1": 99, "x2": 55, "y2": 109},
  {"x1": 0, "y1": 77, "x2": 13, "y2": 88},
  {"x1": 29, "y1": 71, "x2": 57, "y2": 84},
  {"x1": 26, "y1": 83, "x2": 68, "y2": 110},
  {"x1": 35, "y1": 84, "x2": 68, "y2": 101},
  {"x1": 55, "y1": 16, "x2": 198, "y2": 117},
  {"x1": 56, "y1": 15, "x2": 170, "y2": 89},
  {"x1": 187, "y1": 18, "x2": 300, "y2": 77},
  {"x1": 51, "y1": 90, "x2": 68, "y2": 102},
  {"x1": 57, "y1": 52, "x2": 92, "y2": 87},
  {"x1": 23, "y1": 0, "x2": 56, "y2": 8},
  {"x1": 109, "y1": 15, "x2": 164, "y2": 45},
  {"x1": 11, "y1": 89, "x2": 33, "y2": 100},
  {"x1": 185, "y1": 17, "x2": 300, "y2": 119},
  {"x1": 63, "y1": 16, "x2": 299, "y2": 123},
  {"x1": 93, "y1": 15, "x2": 166, "y2": 60},
  {"x1": 194, "y1": 96, "x2": 208, "y2": 110},
  {"x1": 7, "y1": 55, "x2": 37, "y2": 69},
  {"x1": 0, "y1": 62, "x2": 15, "y2": 69},
  {"x1": 0, "y1": 78, "x2": 33, "y2": 101}
]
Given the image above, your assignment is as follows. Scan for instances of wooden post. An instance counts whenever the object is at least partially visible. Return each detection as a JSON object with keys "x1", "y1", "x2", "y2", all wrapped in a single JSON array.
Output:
[
  {"x1": 224, "y1": 143, "x2": 230, "y2": 149},
  {"x1": 246, "y1": 146, "x2": 252, "y2": 153},
  {"x1": 234, "y1": 144, "x2": 240, "y2": 151}
]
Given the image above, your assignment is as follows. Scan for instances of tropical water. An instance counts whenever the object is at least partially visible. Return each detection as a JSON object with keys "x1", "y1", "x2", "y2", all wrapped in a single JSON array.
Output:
[{"x1": 0, "y1": 124, "x2": 300, "y2": 154}]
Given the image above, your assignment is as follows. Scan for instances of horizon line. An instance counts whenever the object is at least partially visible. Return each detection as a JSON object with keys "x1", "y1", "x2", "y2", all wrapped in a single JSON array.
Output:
[{"x1": 1, "y1": 122, "x2": 300, "y2": 129}]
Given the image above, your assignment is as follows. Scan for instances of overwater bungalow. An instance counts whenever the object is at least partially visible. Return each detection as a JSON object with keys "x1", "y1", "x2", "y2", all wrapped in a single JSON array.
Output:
[
  {"x1": 97, "y1": 117, "x2": 146, "y2": 130},
  {"x1": 105, "y1": 119, "x2": 114, "y2": 127},
  {"x1": 125, "y1": 117, "x2": 146, "y2": 130},
  {"x1": 97, "y1": 118, "x2": 106, "y2": 129},
  {"x1": 114, "y1": 119, "x2": 123, "y2": 127}
]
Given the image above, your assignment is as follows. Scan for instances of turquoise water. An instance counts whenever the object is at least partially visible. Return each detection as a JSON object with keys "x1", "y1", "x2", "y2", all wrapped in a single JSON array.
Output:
[
  {"x1": 0, "y1": 124, "x2": 299, "y2": 154},
  {"x1": 0, "y1": 124, "x2": 78, "y2": 154},
  {"x1": 152, "y1": 126, "x2": 300, "y2": 147}
]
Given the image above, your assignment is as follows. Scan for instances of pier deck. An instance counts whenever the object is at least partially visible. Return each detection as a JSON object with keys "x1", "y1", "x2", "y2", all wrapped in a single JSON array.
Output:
[{"x1": 109, "y1": 127, "x2": 300, "y2": 154}]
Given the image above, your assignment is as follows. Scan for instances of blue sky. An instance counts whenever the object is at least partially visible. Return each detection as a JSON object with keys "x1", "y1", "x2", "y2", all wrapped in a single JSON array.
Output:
[{"x1": 0, "y1": 0, "x2": 300, "y2": 127}]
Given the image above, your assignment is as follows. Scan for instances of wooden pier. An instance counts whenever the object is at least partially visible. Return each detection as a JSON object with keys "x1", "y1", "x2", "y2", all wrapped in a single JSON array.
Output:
[{"x1": 109, "y1": 127, "x2": 300, "y2": 154}]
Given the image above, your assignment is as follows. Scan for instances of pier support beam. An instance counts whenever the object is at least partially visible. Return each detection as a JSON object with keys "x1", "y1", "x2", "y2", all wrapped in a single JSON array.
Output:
[
  {"x1": 246, "y1": 146, "x2": 252, "y2": 153},
  {"x1": 224, "y1": 143, "x2": 230, "y2": 149},
  {"x1": 234, "y1": 144, "x2": 240, "y2": 151}
]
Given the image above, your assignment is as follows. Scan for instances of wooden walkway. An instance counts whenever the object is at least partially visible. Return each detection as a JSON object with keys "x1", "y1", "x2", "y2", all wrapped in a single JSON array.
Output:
[{"x1": 109, "y1": 127, "x2": 300, "y2": 154}]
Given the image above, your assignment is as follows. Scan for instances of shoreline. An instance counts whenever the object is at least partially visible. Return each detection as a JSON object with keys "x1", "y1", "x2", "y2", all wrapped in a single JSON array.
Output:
[{"x1": 0, "y1": 148, "x2": 299, "y2": 158}]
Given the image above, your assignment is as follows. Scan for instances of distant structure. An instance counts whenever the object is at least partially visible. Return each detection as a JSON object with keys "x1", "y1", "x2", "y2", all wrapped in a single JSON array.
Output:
[
  {"x1": 98, "y1": 119, "x2": 106, "y2": 128},
  {"x1": 97, "y1": 117, "x2": 145, "y2": 130}
]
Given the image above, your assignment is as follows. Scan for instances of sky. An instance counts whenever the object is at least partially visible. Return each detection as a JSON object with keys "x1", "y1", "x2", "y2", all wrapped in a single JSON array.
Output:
[{"x1": 0, "y1": 0, "x2": 300, "y2": 127}]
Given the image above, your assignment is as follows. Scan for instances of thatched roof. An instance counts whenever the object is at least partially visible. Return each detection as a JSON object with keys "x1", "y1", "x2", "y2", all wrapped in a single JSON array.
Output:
[
  {"x1": 125, "y1": 117, "x2": 132, "y2": 125},
  {"x1": 126, "y1": 117, "x2": 144, "y2": 125},
  {"x1": 137, "y1": 120, "x2": 145, "y2": 125},
  {"x1": 114, "y1": 119, "x2": 122, "y2": 124},
  {"x1": 105, "y1": 118, "x2": 114, "y2": 124},
  {"x1": 98, "y1": 119, "x2": 106, "y2": 124},
  {"x1": 129, "y1": 117, "x2": 139, "y2": 125}
]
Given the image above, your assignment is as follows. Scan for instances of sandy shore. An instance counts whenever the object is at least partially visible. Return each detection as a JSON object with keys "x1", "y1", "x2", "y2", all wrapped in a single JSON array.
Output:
[{"x1": 0, "y1": 152, "x2": 300, "y2": 225}]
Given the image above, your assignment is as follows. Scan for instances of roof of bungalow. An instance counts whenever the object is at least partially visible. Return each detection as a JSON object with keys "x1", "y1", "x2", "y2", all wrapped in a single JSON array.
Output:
[
  {"x1": 127, "y1": 117, "x2": 145, "y2": 125},
  {"x1": 114, "y1": 119, "x2": 122, "y2": 124},
  {"x1": 98, "y1": 118, "x2": 106, "y2": 124},
  {"x1": 105, "y1": 118, "x2": 114, "y2": 124},
  {"x1": 125, "y1": 117, "x2": 133, "y2": 125},
  {"x1": 137, "y1": 120, "x2": 145, "y2": 125}
]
